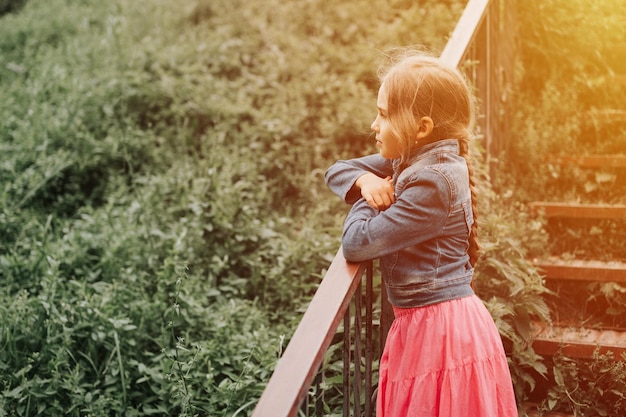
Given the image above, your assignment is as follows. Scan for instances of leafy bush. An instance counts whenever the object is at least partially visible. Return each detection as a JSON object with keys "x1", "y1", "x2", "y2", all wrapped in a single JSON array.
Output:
[
  {"x1": 503, "y1": 0, "x2": 626, "y2": 204},
  {"x1": 469, "y1": 145, "x2": 552, "y2": 403},
  {"x1": 0, "y1": 261, "x2": 284, "y2": 416},
  {"x1": 0, "y1": 0, "x2": 27, "y2": 16},
  {"x1": 540, "y1": 350, "x2": 626, "y2": 417}
]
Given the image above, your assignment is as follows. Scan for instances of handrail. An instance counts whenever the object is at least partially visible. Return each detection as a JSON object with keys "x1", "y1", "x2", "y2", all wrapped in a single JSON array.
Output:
[
  {"x1": 252, "y1": 248, "x2": 368, "y2": 416},
  {"x1": 440, "y1": 0, "x2": 490, "y2": 68},
  {"x1": 443, "y1": 0, "x2": 515, "y2": 164}
]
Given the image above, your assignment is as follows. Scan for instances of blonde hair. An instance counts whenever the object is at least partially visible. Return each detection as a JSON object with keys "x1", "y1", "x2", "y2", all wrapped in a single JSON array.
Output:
[{"x1": 378, "y1": 50, "x2": 480, "y2": 266}]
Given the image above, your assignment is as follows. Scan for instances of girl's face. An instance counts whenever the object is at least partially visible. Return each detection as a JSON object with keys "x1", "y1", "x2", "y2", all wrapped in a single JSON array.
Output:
[{"x1": 371, "y1": 82, "x2": 401, "y2": 159}]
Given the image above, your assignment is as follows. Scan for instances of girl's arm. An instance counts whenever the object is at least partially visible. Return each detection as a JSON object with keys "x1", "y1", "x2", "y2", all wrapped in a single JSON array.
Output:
[
  {"x1": 325, "y1": 154, "x2": 395, "y2": 209},
  {"x1": 341, "y1": 168, "x2": 451, "y2": 262}
]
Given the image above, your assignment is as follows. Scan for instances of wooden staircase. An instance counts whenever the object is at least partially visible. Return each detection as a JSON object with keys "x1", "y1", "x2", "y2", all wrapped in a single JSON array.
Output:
[
  {"x1": 528, "y1": 151, "x2": 626, "y2": 357},
  {"x1": 521, "y1": 146, "x2": 626, "y2": 416},
  {"x1": 524, "y1": 56, "x2": 626, "y2": 417},
  {"x1": 525, "y1": 150, "x2": 626, "y2": 415},
  {"x1": 531, "y1": 257, "x2": 626, "y2": 360}
]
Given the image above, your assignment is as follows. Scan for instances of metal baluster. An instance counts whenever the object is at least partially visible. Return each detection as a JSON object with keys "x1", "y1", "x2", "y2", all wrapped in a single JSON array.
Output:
[
  {"x1": 353, "y1": 279, "x2": 363, "y2": 417},
  {"x1": 365, "y1": 261, "x2": 374, "y2": 416},
  {"x1": 314, "y1": 372, "x2": 323, "y2": 417},
  {"x1": 343, "y1": 305, "x2": 351, "y2": 417}
]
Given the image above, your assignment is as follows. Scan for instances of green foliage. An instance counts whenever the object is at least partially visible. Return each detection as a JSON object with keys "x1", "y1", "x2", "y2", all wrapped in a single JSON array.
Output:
[
  {"x1": 160, "y1": 264, "x2": 283, "y2": 417},
  {"x1": 0, "y1": 258, "x2": 282, "y2": 416},
  {"x1": 539, "y1": 351, "x2": 626, "y2": 417},
  {"x1": 0, "y1": 0, "x2": 27, "y2": 16},
  {"x1": 472, "y1": 149, "x2": 553, "y2": 402},
  {"x1": 504, "y1": 0, "x2": 626, "y2": 202}
]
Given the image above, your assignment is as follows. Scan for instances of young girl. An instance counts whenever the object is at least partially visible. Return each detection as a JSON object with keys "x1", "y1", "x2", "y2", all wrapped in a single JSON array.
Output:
[{"x1": 325, "y1": 51, "x2": 517, "y2": 416}]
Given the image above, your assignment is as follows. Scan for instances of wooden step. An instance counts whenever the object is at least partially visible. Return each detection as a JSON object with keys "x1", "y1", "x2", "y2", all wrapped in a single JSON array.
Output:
[
  {"x1": 528, "y1": 202, "x2": 626, "y2": 219},
  {"x1": 534, "y1": 257, "x2": 626, "y2": 283},
  {"x1": 531, "y1": 321, "x2": 626, "y2": 359},
  {"x1": 546, "y1": 154, "x2": 626, "y2": 168}
]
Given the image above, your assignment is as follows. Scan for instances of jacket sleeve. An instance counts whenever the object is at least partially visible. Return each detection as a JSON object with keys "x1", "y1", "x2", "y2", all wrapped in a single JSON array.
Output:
[
  {"x1": 341, "y1": 168, "x2": 451, "y2": 262},
  {"x1": 325, "y1": 154, "x2": 395, "y2": 204}
]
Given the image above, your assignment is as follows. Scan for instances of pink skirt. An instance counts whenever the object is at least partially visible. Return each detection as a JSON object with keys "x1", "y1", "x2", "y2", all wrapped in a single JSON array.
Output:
[{"x1": 377, "y1": 295, "x2": 518, "y2": 417}]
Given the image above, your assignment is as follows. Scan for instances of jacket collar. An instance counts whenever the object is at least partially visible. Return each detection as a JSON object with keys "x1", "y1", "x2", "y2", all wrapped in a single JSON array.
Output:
[{"x1": 393, "y1": 139, "x2": 460, "y2": 173}]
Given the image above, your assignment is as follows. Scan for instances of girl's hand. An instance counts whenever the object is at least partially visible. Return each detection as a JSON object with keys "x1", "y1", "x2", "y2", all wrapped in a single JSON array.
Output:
[{"x1": 355, "y1": 173, "x2": 395, "y2": 211}]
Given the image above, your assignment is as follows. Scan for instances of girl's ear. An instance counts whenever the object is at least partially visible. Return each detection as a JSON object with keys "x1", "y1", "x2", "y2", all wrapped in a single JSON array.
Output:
[{"x1": 416, "y1": 116, "x2": 434, "y2": 140}]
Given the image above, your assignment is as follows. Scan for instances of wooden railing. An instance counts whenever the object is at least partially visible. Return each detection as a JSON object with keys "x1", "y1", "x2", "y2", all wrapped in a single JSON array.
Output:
[
  {"x1": 441, "y1": 0, "x2": 516, "y2": 163},
  {"x1": 252, "y1": 249, "x2": 373, "y2": 416},
  {"x1": 251, "y1": 0, "x2": 514, "y2": 415}
]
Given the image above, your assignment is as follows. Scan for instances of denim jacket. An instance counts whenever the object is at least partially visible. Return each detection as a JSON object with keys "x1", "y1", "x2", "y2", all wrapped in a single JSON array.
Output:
[{"x1": 325, "y1": 139, "x2": 474, "y2": 307}]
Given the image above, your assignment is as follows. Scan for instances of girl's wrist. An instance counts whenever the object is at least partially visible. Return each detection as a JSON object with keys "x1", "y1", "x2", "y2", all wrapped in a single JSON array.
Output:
[{"x1": 355, "y1": 172, "x2": 374, "y2": 190}]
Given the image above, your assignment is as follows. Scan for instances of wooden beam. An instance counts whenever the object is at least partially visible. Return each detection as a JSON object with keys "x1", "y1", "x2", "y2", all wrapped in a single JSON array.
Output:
[
  {"x1": 534, "y1": 257, "x2": 626, "y2": 283},
  {"x1": 440, "y1": 0, "x2": 490, "y2": 68},
  {"x1": 531, "y1": 321, "x2": 626, "y2": 358},
  {"x1": 528, "y1": 202, "x2": 626, "y2": 219}
]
